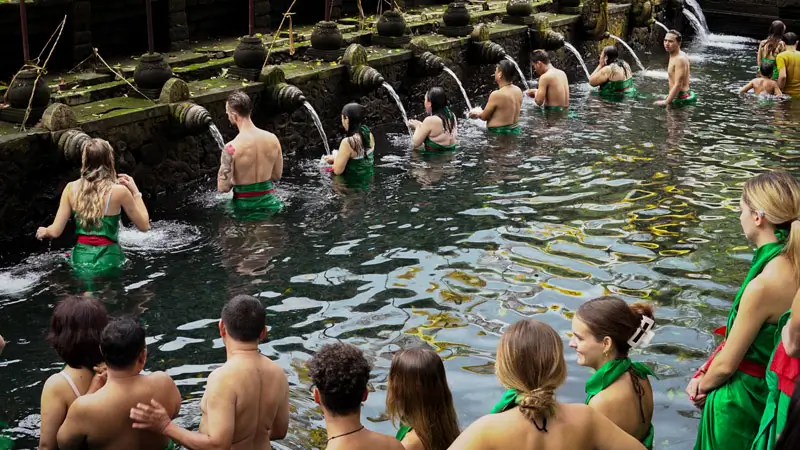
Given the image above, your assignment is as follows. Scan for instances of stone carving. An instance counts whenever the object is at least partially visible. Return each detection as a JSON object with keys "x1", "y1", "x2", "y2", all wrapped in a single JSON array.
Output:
[
  {"x1": 158, "y1": 78, "x2": 191, "y2": 104},
  {"x1": 583, "y1": 0, "x2": 609, "y2": 40},
  {"x1": 630, "y1": 0, "x2": 653, "y2": 27},
  {"x1": 42, "y1": 104, "x2": 78, "y2": 132},
  {"x1": 58, "y1": 129, "x2": 92, "y2": 161},
  {"x1": 134, "y1": 53, "x2": 174, "y2": 100}
]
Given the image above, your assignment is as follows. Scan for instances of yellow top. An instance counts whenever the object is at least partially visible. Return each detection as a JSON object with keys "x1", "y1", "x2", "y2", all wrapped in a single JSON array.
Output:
[{"x1": 777, "y1": 49, "x2": 800, "y2": 97}]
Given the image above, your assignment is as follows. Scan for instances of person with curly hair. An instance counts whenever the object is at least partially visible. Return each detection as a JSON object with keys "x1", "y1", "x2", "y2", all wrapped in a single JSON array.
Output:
[{"x1": 308, "y1": 343, "x2": 403, "y2": 450}]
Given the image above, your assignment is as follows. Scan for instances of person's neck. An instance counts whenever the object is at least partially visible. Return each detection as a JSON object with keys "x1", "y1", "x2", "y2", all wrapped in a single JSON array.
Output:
[
  {"x1": 669, "y1": 49, "x2": 681, "y2": 58},
  {"x1": 498, "y1": 80, "x2": 513, "y2": 88},
  {"x1": 106, "y1": 366, "x2": 142, "y2": 382},
  {"x1": 224, "y1": 338, "x2": 260, "y2": 360},
  {"x1": 789, "y1": 44, "x2": 798, "y2": 52},
  {"x1": 236, "y1": 117, "x2": 257, "y2": 132},
  {"x1": 753, "y1": 229, "x2": 779, "y2": 248},
  {"x1": 325, "y1": 411, "x2": 365, "y2": 440},
  {"x1": 592, "y1": 352, "x2": 622, "y2": 370}
]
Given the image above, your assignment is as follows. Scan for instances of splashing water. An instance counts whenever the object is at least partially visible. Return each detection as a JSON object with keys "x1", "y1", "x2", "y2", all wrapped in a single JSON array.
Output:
[
  {"x1": 302, "y1": 102, "x2": 331, "y2": 155},
  {"x1": 563, "y1": 42, "x2": 592, "y2": 81},
  {"x1": 504, "y1": 55, "x2": 530, "y2": 90},
  {"x1": 443, "y1": 67, "x2": 472, "y2": 112},
  {"x1": 209, "y1": 124, "x2": 225, "y2": 151},
  {"x1": 683, "y1": 10, "x2": 708, "y2": 42},
  {"x1": 381, "y1": 82, "x2": 412, "y2": 139},
  {"x1": 609, "y1": 34, "x2": 646, "y2": 72},
  {"x1": 684, "y1": 0, "x2": 710, "y2": 34},
  {"x1": 118, "y1": 221, "x2": 203, "y2": 252},
  {"x1": 654, "y1": 20, "x2": 670, "y2": 34}
]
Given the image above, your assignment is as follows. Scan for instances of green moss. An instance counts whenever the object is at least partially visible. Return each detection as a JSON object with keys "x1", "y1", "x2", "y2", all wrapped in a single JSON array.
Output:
[
  {"x1": 174, "y1": 57, "x2": 235, "y2": 73},
  {"x1": 73, "y1": 97, "x2": 155, "y2": 122}
]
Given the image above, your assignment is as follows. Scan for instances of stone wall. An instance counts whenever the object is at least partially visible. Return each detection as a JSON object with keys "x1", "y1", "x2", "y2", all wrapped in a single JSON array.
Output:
[{"x1": 699, "y1": 0, "x2": 800, "y2": 37}]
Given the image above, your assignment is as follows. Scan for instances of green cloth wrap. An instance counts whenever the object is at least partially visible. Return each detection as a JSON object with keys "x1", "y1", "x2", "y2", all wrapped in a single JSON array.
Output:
[
  {"x1": 762, "y1": 58, "x2": 779, "y2": 80},
  {"x1": 598, "y1": 77, "x2": 637, "y2": 97},
  {"x1": 230, "y1": 180, "x2": 282, "y2": 221},
  {"x1": 71, "y1": 213, "x2": 125, "y2": 277},
  {"x1": 487, "y1": 123, "x2": 521, "y2": 135},
  {"x1": 396, "y1": 424, "x2": 412, "y2": 441},
  {"x1": 423, "y1": 137, "x2": 457, "y2": 152},
  {"x1": 672, "y1": 90, "x2": 697, "y2": 106}
]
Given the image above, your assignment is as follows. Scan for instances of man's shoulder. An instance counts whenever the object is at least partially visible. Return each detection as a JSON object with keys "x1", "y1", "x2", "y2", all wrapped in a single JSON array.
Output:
[
  {"x1": 368, "y1": 431, "x2": 405, "y2": 449},
  {"x1": 145, "y1": 370, "x2": 178, "y2": 390}
]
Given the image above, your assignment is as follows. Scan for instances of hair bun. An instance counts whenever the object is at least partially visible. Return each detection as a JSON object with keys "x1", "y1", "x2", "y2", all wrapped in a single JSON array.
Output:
[
  {"x1": 630, "y1": 302, "x2": 654, "y2": 320},
  {"x1": 517, "y1": 388, "x2": 556, "y2": 421}
]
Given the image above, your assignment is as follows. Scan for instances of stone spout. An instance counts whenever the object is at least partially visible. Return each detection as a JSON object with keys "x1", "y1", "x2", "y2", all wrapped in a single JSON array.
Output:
[
  {"x1": 266, "y1": 83, "x2": 308, "y2": 111},
  {"x1": 351, "y1": 65, "x2": 386, "y2": 91},
  {"x1": 171, "y1": 102, "x2": 213, "y2": 131},
  {"x1": 417, "y1": 51, "x2": 445, "y2": 76},
  {"x1": 530, "y1": 28, "x2": 565, "y2": 51},
  {"x1": 58, "y1": 129, "x2": 92, "y2": 162},
  {"x1": 474, "y1": 41, "x2": 507, "y2": 64}
]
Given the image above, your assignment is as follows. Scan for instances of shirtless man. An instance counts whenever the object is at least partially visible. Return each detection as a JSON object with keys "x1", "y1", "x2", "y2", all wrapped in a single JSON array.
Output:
[
  {"x1": 219, "y1": 90, "x2": 283, "y2": 218},
  {"x1": 130, "y1": 295, "x2": 289, "y2": 450},
  {"x1": 308, "y1": 343, "x2": 404, "y2": 450},
  {"x1": 654, "y1": 30, "x2": 696, "y2": 107},
  {"x1": 525, "y1": 50, "x2": 570, "y2": 110},
  {"x1": 468, "y1": 59, "x2": 523, "y2": 135},
  {"x1": 57, "y1": 319, "x2": 182, "y2": 450},
  {"x1": 740, "y1": 61, "x2": 783, "y2": 96}
]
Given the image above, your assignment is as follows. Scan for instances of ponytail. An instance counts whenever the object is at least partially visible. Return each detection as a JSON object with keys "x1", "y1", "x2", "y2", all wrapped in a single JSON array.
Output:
[
  {"x1": 517, "y1": 388, "x2": 557, "y2": 427},
  {"x1": 784, "y1": 220, "x2": 800, "y2": 278}
]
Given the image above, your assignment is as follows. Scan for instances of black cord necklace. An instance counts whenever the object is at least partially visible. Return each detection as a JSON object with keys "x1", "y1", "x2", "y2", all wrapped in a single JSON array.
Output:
[{"x1": 327, "y1": 425, "x2": 365, "y2": 442}]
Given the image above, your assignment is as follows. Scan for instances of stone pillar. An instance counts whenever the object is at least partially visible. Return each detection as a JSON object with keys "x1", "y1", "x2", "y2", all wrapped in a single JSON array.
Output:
[
  {"x1": 254, "y1": 0, "x2": 271, "y2": 34},
  {"x1": 169, "y1": 0, "x2": 189, "y2": 50},
  {"x1": 72, "y1": 1, "x2": 92, "y2": 65},
  {"x1": 329, "y1": 0, "x2": 342, "y2": 21}
]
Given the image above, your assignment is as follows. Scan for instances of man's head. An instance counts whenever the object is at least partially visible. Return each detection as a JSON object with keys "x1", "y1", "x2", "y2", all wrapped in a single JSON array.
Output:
[
  {"x1": 308, "y1": 343, "x2": 371, "y2": 416},
  {"x1": 495, "y1": 59, "x2": 518, "y2": 85},
  {"x1": 100, "y1": 318, "x2": 146, "y2": 371},
  {"x1": 784, "y1": 32, "x2": 799, "y2": 47},
  {"x1": 530, "y1": 50, "x2": 551, "y2": 76},
  {"x1": 664, "y1": 30, "x2": 682, "y2": 53},
  {"x1": 226, "y1": 90, "x2": 253, "y2": 127},
  {"x1": 760, "y1": 61, "x2": 775, "y2": 78},
  {"x1": 220, "y1": 295, "x2": 267, "y2": 343}
]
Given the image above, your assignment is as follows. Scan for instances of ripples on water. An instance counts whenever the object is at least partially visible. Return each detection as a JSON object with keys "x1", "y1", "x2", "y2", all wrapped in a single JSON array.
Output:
[{"x1": 3, "y1": 38, "x2": 800, "y2": 450}]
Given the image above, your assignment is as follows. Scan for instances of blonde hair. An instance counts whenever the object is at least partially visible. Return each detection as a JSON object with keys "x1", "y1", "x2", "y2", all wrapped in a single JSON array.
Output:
[
  {"x1": 386, "y1": 348, "x2": 460, "y2": 450},
  {"x1": 496, "y1": 319, "x2": 566, "y2": 424},
  {"x1": 74, "y1": 139, "x2": 117, "y2": 230},
  {"x1": 742, "y1": 170, "x2": 800, "y2": 277}
]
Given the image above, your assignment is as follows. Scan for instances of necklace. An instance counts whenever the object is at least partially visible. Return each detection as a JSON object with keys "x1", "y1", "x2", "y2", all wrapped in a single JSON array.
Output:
[{"x1": 327, "y1": 425, "x2": 365, "y2": 441}]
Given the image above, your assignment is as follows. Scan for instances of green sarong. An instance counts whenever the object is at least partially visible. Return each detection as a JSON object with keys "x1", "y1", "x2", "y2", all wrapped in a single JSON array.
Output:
[
  {"x1": 0, "y1": 421, "x2": 12, "y2": 450},
  {"x1": 71, "y1": 214, "x2": 125, "y2": 277},
  {"x1": 672, "y1": 90, "x2": 697, "y2": 106},
  {"x1": 751, "y1": 311, "x2": 798, "y2": 450},
  {"x1": 487, "y1": 123, "x2": 521, "y2": 136},
  {"x1": 598, "y1": 78, "x2": 637, "y2": 98},
  {"x1": 423, "y1": 137, "x2": 457, "y2": 152},
  {"x1": 396, "y1": 424, "x2": 411, "y2": 441},
  {"x1": 585, "y1": 358, "x2": 657, "y2": 450},
  {"x1": 762, "y1": 58, "x2": 779, "y2": 80},
  {"x1": 694, "y1": 240, "x2": 785, "y2": 450},
  {"x1": 230, "y1": 180, "x2": 282, "y2": 221}
]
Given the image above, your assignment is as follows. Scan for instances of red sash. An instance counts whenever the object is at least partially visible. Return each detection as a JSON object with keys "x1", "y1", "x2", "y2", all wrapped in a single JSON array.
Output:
[
  {"x1": 233, "y1": 189, "x2": 275, "y2": 199},
  {"x1": 770, "y1": 343, "x2": 799, "y2": 397},
  {"x1": 679, "y1": 92, "x2": 693, "y2": 99},
  {"x1": 693, "y1": 326, "x2": 767, "y2": 379},
  {"x1": 77, "y1": 235, "x2": 115, "y2": 246}
]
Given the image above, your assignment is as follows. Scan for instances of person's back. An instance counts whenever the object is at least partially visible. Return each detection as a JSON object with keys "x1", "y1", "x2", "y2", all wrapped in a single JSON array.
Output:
[
  {"x1": 228, "y1": 127, "x2": 281, "y2": 187},
  {"x1": 541, "y1": 68, "x2": 570, "y2": 108},
  {"x1": 488, "y1": 85, "x2": 523, "y2": 128},
  {"x1": 754, "y1": 77, "x2": 781, "y2": 95},
  {"x1": 591, "y1": 370, "x2": 654, "y2": 442},
  {"x1": 777, "y1": 33, "x2": 800, "y2": 98},
  {"x1": 469, "y1": 60, "x2": 523, "y2": 134},
  {"x1": 327, "y1": 428, "x2": 403, "y2": 450}
]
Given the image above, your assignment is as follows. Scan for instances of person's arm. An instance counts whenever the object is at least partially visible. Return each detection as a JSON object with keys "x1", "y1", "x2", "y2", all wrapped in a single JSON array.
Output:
[
  {"x1": 739, "y1": 80, "x2": 754, "y2": 94},
  {"x1": 332, "y1": 139, "x2": 352, "y2": 176},
  {"x1": 36, "y1": 183, "x2": 73, "y2": 240},
  {"x1": 270, "y1": 375, "x2": 289, "y2": 440},
  {"x1": 699, "y1": 279, "x2": 770, "y2": 392},
  {"x1": 783, "y1": 288, "x2": 800, "y2": 357},
  {"x1": 447, "y1": 415, "x2": 492, "y2": 450},
  {"x1": 591, "y1": 408, "x2": 647, "y2": 450},
  {"x1": 778, "y1": 54, "x2": 787, "y2": 90},
  {"x1": 271, "y1": 137, "x2": 283, "y2": 182},
  {"x1": 57, "y1": 400, "x2": 87, "y2": 450},
  {"x1": 39, "y1": 376, "x2": 69, "y2": 450},
  {"x1": 534, "y1": 77, "x2": 548, "y2": 107},
  {"x1": 117, "y1": 176, "x2": 150, "y2": 231},
  {"x1": 757, "y1": 42, "x2": 764, "y2": 68},
  {"x1": 775, "y1": 84, "x2": 783, "y2": 96},
  {"x1": 478, "y1": 92, "x2": 499, "y2": 122},
  {"x1": 217, "y1": 144, "x2": 235, "y2": 193},
  {"x1": 411, "y1": 118, "x2": 431, "y2": 149},
  {"x1": 0, "y1": 333, "x2": 5, "y2": 355},
  {"x1": 589, "y1": 64, "x2": 609, "y2": 87}
]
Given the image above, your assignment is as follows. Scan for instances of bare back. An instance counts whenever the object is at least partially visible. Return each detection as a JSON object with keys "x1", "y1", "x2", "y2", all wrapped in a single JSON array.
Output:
[
  {"x1": 326, "y1": 429, "x2": 405, "y2": 450},
  {"x1": 198, "y1": 353, "x2": 289, "y2": 450},
  {"x1": 541, "y1": 68, "x2": 570, "y2": 107},
  {"x1": 486, "y1": 85, "x2": 523, "y2": 128},
  {"x1": 668, "y1": 52, "x2": 691, "y2": 93},
  {"x1": 589, "y1": 373, "x2": 654, "y2": 443},
  {"x1": 226, "y1": 128, "x2": 283, "y2": 187},
  {"x1": 752, "y1": 77, "x2": 781, "y2": 95}
]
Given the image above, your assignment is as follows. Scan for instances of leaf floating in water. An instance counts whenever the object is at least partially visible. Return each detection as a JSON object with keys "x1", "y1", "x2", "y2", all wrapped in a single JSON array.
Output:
[
  {"x1": 426, "y1": 282, "x2": 439, "y2": 293},
  {"x1": 440, "y1": 290, "x2": 472, "y2": 304},
  {"x1": 398, "y1": 267, "x2": 422, "y2": 280},
  {"x1": 447, "y1": 270, "x2": 486, "y2": 287},
  {"x1": 549, "y1": 304, "x2": 561, "y2": 311}
]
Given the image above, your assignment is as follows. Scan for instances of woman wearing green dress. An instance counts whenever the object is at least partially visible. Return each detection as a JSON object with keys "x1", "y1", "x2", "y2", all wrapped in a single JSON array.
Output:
[
  {"x1": 35, "y1": 138, "x2": 150, "y2": 276},
  {"x1": 408, "y1": 87, "x2": 458, "y2": 153},
  {"x1": 569, "y1": 297, "x2": 657, "y2": 449},
  {"x1": 689, "y1": 170, "x2": 800, "y2": 450},
  {"x1": 757, "y1": 21, "x2": 786, "y2": 80},
  {"x1": 324, "y1": 103, "x2": 375, "y2": 182},
  {"x1": 386, "y1": 347, "x2": 460, "y2": 450},
  {"x1": 589, "y1": 46, "x2": 636, "y2": 98}
]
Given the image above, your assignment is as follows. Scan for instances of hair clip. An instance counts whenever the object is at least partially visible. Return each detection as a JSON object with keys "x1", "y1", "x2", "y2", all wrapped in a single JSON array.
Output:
[{"x1": 628, "y1": 316, "x2": 656, "y2": 349}]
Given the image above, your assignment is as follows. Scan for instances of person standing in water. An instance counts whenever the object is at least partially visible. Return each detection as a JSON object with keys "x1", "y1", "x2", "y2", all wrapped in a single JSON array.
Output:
[
  {"x1": 569, "y1": 297, "x2": 657, "y2": 449},
  {"x1": 324, "y1": 103, "x2": 375, "y2": 179},
  {"x1": 386, "y1": 347, "x2": 460, "y2": 450},
  {"x1": 35, "y1": 138, "x2": 150, "y2": 275},
  {"x1": 450, "y1": 319, "x2": 645, "y2": 450},
  {"x1": 777, "y1": 32, "x2": 800, "y2": 99},
  {"x1": 468, "y1": 59, "x2": 523, "y2": 135},
  {"x1": 740, "y1": 62, "x2": 783, "y2": 96},
  {"x1": 690, "y1": 170, "x2": 800, "y2": 450},
  {"x1": 130, "y1": 295, "x2": 290, "y2": 450},
  {"x1": 526, "y1": 50, "x2": 570, "y2": 110},
  {"x1": 408, "y1": 87, "x2": 458, "y2": 152},
  {"x1": 758, "y1": 21, "x2": 786, "y2": 80},
  {"x1": 220, "y1": 90, "x2": 283, "y2": 218},
  {"x1": 590, "y1": 46, "x2": 636, "y2": 98},
  {"x1": 654, "y1": 30, "x2": 696, "y2": 107}
]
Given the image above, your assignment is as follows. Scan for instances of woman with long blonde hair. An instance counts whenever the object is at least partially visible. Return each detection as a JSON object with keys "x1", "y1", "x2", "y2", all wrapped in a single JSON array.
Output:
[
  {"x1": 690, "y1": 170, "x2": 800, "y2": 450},
  {"x1": 449, "y1": 319, "x2": 645, "y2": 450},
  {"x1": 386, "y1": 347, "x2": 460, "y2": 450},
  {"x1": 35, "y1": 138, "x2": 150, "y2": 274}
]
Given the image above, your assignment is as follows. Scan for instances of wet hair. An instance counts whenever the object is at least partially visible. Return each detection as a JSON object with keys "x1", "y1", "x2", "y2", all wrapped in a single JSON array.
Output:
[
  {"x1": 100, "y1": 318, "x2": 146, "y2": 370},
  {"x1": 46, "y1": 296, "x2": 109, "y2": 369},
  {"x1": 496, "y1": 59, "x2": 517, "y2": 82},
  {"x1": 496, "y1": 319, "x2": 566, "y2": 427},
  {"x1": 776, "y1": 377, "x2": 800, "y2": 450},
  {"x1": 764, "y1": 20, "x2": 786, "y2": 57},
  {"x1": 386, "y1": 348, "x2": 460, "y2": 450},
  {"x1": 530, "y1": 49, "x2": 550, "y2": 65},
  {"x1": 784, "y1": 32, "x2": 799, "y2": 46},
  {"x1": 576, "y1": 296, "x2": 655, "y2": 357},
  {"x1": 667, "y1": 29, "x2": 682, "y2": 44},
  {"x1": 760, "y1": 61, "x2": 775, "y2": 77},
  {"x1": 75, "y1": 139, "x2": 117, "y2": 231},
  {"x1": 742, "y1": 170, "x2": 800, "y2": 277},
  {"x1": 221, "y1": 295, "x2": 265, "y2": 342},
  {"x1": 341, "y1": 102, "x2": 371, "y2": 157},
  {"x1": 426, "y1": 87, "x2": 455, "y2": 135},
  {"x1": 308, "y1": 342, "x2": 371, "y2": 416},
  {"x1": 602, "y1": 45, "x2": 629, "y2": 77},
  {"x1": 226, "y1": 90, "x2": 253, "y2": 117}
]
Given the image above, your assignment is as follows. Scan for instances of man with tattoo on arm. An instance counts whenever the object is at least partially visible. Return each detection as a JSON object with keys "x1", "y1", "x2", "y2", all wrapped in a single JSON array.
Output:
[{"x1": 218, "y1": 90, "x2": 283, "y2": 219}]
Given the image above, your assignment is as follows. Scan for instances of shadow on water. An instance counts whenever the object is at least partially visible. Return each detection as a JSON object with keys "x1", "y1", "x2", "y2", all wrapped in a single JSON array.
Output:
[{"x1": 4, "y1": 37, "x2": 800, "y2": 449}]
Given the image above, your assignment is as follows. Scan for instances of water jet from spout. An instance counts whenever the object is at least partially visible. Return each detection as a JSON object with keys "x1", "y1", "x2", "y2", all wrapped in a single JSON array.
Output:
[
  {"x1": 563, "y1": 42, "x2": 592, "y2": 81},
  {"x1": 303, "y1": 101, "x2": 331, "y2": 155},
  {"x1": 443, "y1": 67, "x2": 472, "y2": 112},
  {"x1": 608, "y1": 34, "x2": 646, "y2": 72},
  {"x1": 654, "y1": 20, "x2": 670, "y2": 34},
  {"x1": 504, "y1": 55, "x2": 530, "y2": 90},
  {"x1": 381, "y1": 81, "x2": 412, "y2": 139}
]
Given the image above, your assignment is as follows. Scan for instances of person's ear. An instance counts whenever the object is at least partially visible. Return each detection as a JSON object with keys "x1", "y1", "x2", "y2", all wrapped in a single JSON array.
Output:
[
  {"x1": 362, "y1": 388, "x2": 368, "y2": 402},
  {"x1": 259, "y1": 326, "x2": 267, "y2": 342},
  {"x1": 314, "y1": 388, "x2": 321, "y2": 405}
]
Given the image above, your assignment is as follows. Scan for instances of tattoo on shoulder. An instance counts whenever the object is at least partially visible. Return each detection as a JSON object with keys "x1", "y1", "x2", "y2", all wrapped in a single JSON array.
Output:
[{"x1": 219, "y1": 150, "x2": 233, "y2": 181}]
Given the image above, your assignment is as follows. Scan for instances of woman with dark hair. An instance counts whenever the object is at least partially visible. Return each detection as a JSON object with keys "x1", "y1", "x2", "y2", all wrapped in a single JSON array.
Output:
[
  {"x1": 324, "y1": 103, "x2": 375, "y2": 179},
  {"x1": 589, "y1": 46, "x2": 635, "y2": 98},
  {"x1": 35, "y1": 138, "x2": 150, "y2": 275},
  {"x1": 758, "y1": 20, "x2": 786, "y2": 80},
  {"x1": 569, "y1": 296, "x2": 656, "y2": 449},
  {"x1": 408, "y1": 87, "x2": 458, "y2": 152},
  {"x1": 38, "y1": 296, "x2": 109, "y2": 450},
  {"x1": 387, "y1": 347, "x2": 460, "y2": 450}
]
